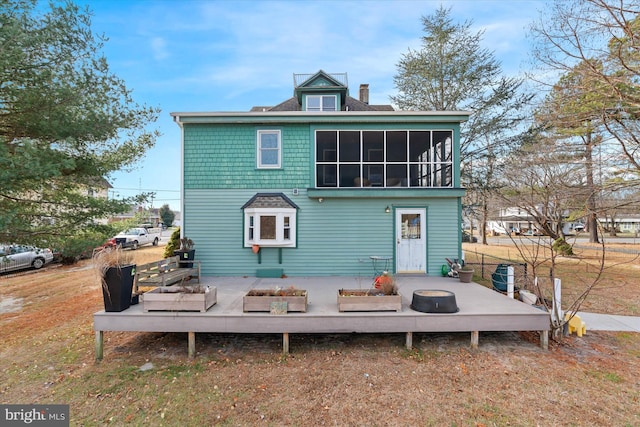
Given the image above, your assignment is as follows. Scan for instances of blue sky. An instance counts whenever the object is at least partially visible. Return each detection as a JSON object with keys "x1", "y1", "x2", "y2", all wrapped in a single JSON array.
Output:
[{"x1": 80, "y1": 0, "x2": 546, "y2": 211}]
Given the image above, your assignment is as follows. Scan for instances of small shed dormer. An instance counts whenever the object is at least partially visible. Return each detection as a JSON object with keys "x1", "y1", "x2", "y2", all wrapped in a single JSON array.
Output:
[{"x1": 293, "y1": 70, "x2": 348, "y2": 111}]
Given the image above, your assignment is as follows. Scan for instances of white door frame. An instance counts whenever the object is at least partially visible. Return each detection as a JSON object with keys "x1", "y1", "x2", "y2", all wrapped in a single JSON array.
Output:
[{"x1": 395, "y1": 208, "x2": 426, "y2": 273}]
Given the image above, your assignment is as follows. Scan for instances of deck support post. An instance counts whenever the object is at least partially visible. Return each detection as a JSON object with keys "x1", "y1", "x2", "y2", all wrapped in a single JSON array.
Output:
[
  {"x1": 283, "y1": 333, "x2": 289, "y2": 354},
  {"x1": 95, "y1": 330, "x2": 104, "y2": 361},
  {"x1": 470, "y1": 331, "x2": 479, "y2": 349},
  {"x1": 188, "y1": 332, "x2": 195, "y2": 358},
  {"x1": 540, "y1": 330, "x2": 548, "y2": 350},
  {"x1": 405, "y1": 332, "x2": 413, "y2": 349}
]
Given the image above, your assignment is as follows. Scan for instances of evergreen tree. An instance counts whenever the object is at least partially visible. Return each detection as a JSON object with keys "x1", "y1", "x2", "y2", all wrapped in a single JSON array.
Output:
[
  {"x1": 392, "y1": 6, "x2": 532, "y2": 242},
  {"x1": 159, "y1": 204, "x2": 175, "y2": 228},
  {"x1": 0, "y1": 0, "x2": 160, "y2": 247}
]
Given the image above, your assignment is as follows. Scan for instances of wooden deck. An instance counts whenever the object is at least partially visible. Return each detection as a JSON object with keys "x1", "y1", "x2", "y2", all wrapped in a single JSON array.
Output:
[{"x1": 94, "y1": 276, "x2": 550, "y2": 359}]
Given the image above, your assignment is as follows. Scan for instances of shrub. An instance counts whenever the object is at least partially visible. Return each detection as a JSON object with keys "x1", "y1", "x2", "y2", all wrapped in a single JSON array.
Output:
[
  {"x1": 163, "y1": 227, "x2": 181, "y2": 258},
  {"x1": 59, "y1": 231, "x2": 110, "y2": 264},
  {"x1": 552, "y1": 238, "x2": 574, "y2": 256}
]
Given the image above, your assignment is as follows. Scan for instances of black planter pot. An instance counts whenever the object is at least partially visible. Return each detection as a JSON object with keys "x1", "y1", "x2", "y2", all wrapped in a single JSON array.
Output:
[
  {"x1": 101, "y1": 264, "x2": 136, "y2": 312},
  {"x1": 411, "y1": 289, "x2": 459, "y2": 313},
  {"x1": 174, "y1": 249, "x2": 195, "y2": 268}
]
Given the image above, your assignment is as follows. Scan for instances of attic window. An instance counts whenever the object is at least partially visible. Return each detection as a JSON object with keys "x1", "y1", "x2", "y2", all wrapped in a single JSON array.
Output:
[{"x1": 306, "y1": 95, "x2": 337, "y2": 112}]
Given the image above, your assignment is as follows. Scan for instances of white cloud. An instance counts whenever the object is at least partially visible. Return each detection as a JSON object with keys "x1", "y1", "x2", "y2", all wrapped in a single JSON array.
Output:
[{"x1": 150, "y1": 37, "x2": 169, "y2": 61}]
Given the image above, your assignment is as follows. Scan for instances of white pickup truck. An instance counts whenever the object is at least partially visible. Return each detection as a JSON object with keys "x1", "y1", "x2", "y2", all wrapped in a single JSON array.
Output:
[{"x1": 112, "y1": 227, "x2": 161, "y2": 250}]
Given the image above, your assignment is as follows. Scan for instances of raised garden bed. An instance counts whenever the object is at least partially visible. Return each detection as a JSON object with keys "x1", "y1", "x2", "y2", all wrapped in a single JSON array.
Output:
[
  {"x1": 243, "y1": 288, "x2": 308, "y2": 313},
  {"x1": 337, "y1": 289, "x2": 402, "y2": 312},
  {"x1": 142, "y1": 285, "x2": 216, "y2": 312}
]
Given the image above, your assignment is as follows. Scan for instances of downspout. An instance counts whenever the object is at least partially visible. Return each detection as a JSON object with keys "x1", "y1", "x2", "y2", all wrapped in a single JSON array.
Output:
[{"x1": 173, "y1": 114, "x2": 185, "y2": 240}]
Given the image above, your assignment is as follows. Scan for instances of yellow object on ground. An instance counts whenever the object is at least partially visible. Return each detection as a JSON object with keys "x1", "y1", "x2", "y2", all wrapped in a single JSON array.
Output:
[{"x1": 565, "y1": 313, "x2": 587, "y2": 337}]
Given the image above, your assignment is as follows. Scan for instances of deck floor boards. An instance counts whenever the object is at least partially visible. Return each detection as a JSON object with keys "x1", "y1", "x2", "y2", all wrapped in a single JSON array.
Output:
[{"x1": 94, "y1": 276, "x2": 550, "y2": 358}]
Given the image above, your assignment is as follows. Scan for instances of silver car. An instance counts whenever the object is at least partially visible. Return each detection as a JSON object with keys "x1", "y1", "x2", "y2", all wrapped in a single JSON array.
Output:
[{"x1": 0, "y1": 244, "x2": 54, "y2": 273}]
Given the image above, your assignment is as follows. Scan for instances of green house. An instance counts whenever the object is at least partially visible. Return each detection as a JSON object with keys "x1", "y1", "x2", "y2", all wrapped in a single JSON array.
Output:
[{"x1": 171, "y1": 70, "x2": 470, "y2": 277}]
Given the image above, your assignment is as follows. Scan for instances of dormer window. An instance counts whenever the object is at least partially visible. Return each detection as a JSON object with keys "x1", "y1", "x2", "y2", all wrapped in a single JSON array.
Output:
[{"x1": 306, "y1": 95, "x2": 337, "y2": 112}]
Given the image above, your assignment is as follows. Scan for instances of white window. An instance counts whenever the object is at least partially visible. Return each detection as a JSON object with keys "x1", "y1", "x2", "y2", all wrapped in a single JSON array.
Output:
[
  {"x1": 257, "y1": 130, "x2": 281, "y2": 168},
  {"x1": 244, "y1": 208, "x2": 296, "y2": 247},
  {"x1": 306, "y1": 95, "x2": 337, "y2": 111}
]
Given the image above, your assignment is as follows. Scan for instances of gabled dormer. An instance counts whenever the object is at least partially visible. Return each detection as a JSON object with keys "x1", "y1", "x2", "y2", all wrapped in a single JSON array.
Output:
[
  {"x1": 293, "y1": 70, "x2": 348, "y2": 112},
  {"x1": 250, "y1": 70, "x2": 394, "y2": 112}
]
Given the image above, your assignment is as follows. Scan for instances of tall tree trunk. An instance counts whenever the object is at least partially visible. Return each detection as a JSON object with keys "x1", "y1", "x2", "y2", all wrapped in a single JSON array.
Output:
[
  {"x1": 584, "y1": 133, "x2": 599, "y2": 243},
  {"x1": 481, "y1": 201, "x2": 489, "y2": 245}
]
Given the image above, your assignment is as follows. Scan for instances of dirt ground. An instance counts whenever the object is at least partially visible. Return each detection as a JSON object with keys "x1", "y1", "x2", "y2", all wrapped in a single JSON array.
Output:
[{"x1": 1, "y1": 245, "x2": 639, "y2": 426}]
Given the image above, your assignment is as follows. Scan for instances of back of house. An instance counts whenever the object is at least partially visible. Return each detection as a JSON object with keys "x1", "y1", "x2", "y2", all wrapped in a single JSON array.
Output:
[{"x1": 172, "y1": 70, "x2": 470, "y2": 277}]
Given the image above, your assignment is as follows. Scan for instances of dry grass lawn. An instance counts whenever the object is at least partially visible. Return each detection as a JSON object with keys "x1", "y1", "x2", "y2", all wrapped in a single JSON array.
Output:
[{"x1": 1, "y1": 243, "x2": 639, "y2": 426}]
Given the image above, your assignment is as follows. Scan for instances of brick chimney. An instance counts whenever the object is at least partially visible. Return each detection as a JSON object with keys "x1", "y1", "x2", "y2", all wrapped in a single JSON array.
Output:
[{"x1": 359, "y1": 84, "x2": 369, "y2": 104}]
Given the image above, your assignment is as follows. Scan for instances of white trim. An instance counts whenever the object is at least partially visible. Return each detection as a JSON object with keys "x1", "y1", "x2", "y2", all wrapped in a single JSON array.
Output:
[
  {"x1": 256, "y1": 130, "x2": 281, "y2": 169},
  {"x1": 306, "y1": 95, "x2": 337, "y2": 112},
  {"x1": 244, "y1": 207, "x2": 296, "y2": 247},
  {"x1": 171, "y1": 110, "x2": 471, "y2": 118}
]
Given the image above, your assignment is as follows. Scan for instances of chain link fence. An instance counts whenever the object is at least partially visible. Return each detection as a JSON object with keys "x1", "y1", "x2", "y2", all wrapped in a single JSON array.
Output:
[{"x1": 463, "y1": 251, "x2": 530, "y2": 291}]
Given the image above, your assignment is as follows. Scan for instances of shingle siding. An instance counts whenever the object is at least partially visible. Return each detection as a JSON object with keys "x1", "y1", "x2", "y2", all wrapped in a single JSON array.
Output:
[{"x1": 184, "y1": 124, "x2": 311, "y2": 189}]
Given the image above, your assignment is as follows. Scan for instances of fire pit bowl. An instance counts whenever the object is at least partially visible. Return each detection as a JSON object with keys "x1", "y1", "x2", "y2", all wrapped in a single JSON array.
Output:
[{"x1": 411, "y1": 290, "x2": 459, "y2": 313}]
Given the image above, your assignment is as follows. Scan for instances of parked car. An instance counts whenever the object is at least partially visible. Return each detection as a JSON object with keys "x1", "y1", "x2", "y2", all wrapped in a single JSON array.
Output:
[
  {"x1": 523, "y1": 228, "x2": 543, "y2": 236},
  {"x1": 111, "y1": 226, "x2": 161, "y2": 250},
  {"x1": 462, "y1": 231, "x2": 478, "y2": 243},
  {"x1": 0, "y1": 244, "x2": 54, "y2": 273}
]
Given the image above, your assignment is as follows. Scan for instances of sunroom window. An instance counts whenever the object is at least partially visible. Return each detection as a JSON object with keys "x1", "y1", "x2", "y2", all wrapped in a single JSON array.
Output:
[
  {"x1": 306, "y1": 95, "x2": 337, "y2": 111},
  {"x1": 315, "y1": 130, "x2": 453, "y2": 188}
]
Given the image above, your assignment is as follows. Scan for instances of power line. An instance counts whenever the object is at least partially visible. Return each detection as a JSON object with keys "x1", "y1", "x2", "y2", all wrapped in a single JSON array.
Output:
[{"x1": 110, "y1": 187, "x2": 180, "y2": 193}]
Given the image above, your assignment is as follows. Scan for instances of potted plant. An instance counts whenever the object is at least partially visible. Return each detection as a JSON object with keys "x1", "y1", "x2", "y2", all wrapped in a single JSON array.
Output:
[
  {"x1": 458, "y1": 265, "x2": 474, "y2": 283},
  {"x1": 338, "y1": 272, "x2": 402, "y2": 312},
  {"x1": 174, "y1": 237, "x2": 195, "y2": 268},
  {"x1": 93, "y1": 246, "x2": 136, "y2": 312}
]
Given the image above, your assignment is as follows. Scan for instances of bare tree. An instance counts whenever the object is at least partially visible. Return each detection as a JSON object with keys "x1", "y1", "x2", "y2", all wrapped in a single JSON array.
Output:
[
  {"x1": 501, "y1": 134, "x2": 585, "y2": 247},
  {"x1": 530, "y1": 0, "x2": 640, "y2": 173},
  {"x1": 498, "y1": 135, "x2": 616, "y2": 339}
]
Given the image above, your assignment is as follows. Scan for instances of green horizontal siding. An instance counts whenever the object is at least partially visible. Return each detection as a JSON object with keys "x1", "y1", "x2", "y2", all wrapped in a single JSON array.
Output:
[{"x1": 183, "y1": 189, "x2": 459, "y2": 277}]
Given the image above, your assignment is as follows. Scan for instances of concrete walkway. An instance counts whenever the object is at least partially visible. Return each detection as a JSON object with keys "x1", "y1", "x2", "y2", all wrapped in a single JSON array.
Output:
[{"x1": 577, "y1": 312, "x2": 640, "y2": 332}]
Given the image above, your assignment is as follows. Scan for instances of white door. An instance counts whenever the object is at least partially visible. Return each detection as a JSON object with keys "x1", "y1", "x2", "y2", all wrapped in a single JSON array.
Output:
[{"x1": 396, "y1": 209, "x2": 426, "y2": 273}]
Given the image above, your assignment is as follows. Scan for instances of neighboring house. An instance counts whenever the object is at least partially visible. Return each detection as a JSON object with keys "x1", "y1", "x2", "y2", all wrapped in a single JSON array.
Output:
[
  {"x1": 487, "y1": 207, "x2": 640, "y2": 235},
  {"x1": 487, "y1": 207, "x2": 539, "y2": 236},
  {"x1": 87, "y1": 177, "x2": 112, "y2": 225},
  {"x1": 172, "y1": 70, "x2": 470, "y2": 277},
  {"x1": 39, "y1": 176, "x2": 112, "y2": 226},
  {"x1": 598, "y1": 215, "x2": 640, "y2": 234},
  {"x1": 109, "y1": 205, "x2": 161, "y2": 227}
]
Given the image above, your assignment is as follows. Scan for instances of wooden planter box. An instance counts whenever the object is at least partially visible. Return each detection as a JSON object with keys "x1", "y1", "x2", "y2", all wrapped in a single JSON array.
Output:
[
  {"x1": 337, "y1": 289, "x2": 402, "y2": 312},
  {"x1": 243, "y1": 290, "x2": 308, "y2": 313},
  {"x1": 143, "y1": 285, "x2": 216, "y2": 312}
]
